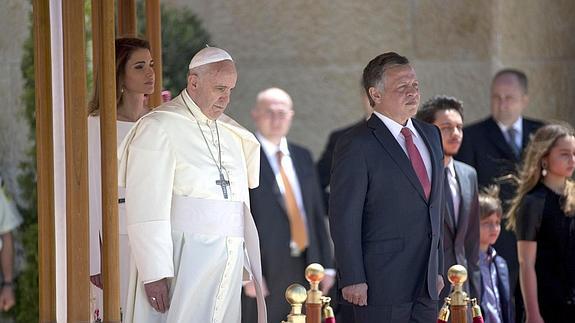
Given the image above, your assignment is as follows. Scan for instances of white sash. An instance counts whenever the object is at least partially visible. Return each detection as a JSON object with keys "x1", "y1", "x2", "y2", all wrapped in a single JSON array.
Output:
[{"x1": 170, "y1": 196, "x2": 267, "y2": 323}]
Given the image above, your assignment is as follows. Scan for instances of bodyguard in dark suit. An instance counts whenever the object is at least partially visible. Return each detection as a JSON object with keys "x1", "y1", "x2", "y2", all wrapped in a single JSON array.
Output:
[
  {"x1": 242, "y1": 88, "x2": 334, "y2": 323},
  {"x1": 329, "y1": 52, "x2": 445, "y2": 323},
  {"x1": 455, "y1": 69, "x2": 543, "y2": 320},
  {"x1": 416, "y1": 96, "x2": 481, "y2": 302},
  {"x1": 317, "y1": 92, "x2": 373, "y2": 210}
]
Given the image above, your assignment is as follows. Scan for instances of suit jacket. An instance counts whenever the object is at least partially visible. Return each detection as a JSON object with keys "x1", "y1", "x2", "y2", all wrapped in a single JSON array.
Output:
[
  {"x1": 317, "y1": 120, "x2": 365, "y2": 209},
  {"x1": 441, "y1": 161, "x2": 481, "y2": 301},
  {"x1": 480, "y1": 252, "x2": 513, "y2": 323},
  {"x1": 250, "y1": 142, "x2": 333, "y2": 283},
  {"x1": 455, "y1": 116, "x2": 543, "y2": 202},
  {"x1": 329, "y1": 116, "x2": 445, "y2": 306},
  {"x1": 455, "y1": 116, "x2": 543, "y2": 294}
]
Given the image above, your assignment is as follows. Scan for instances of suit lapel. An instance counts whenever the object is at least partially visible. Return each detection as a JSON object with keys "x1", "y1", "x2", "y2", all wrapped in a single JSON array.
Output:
[
  {"x1": 368, "y1": 116, "x2": 427, "y2": 202},
  {"x1": 259, "y1": 148, "x2": 287, "y2": 212},
  {"x1": 521, "y1": 119, "x2": 537, "y2": 151},
  {"x1": 485, "y1": 118, "x2": 518, "y2": 161}
]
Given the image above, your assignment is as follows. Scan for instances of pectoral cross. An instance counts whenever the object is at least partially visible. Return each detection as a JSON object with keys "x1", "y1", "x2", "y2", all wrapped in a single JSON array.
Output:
[{"x1": 215, "y1": 171, "x2": 230, "y2": 199}]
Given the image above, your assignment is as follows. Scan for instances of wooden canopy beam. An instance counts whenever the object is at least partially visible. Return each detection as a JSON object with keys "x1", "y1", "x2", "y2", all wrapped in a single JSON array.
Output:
[
  {"x1": 34, "y1": 0, "x2": 56, "y2": 321},
  {"x1": 146, "y1": 0, "x2": 163, "y2": 108},
  {"x1": 118, "y1": 0, "x2": 137, "y2": 37},
  {"x1": 92, "y1": 0, "x2": 121, "y2": 321},
  {"x1": 62, "y1": 0, "x2": 90, "y2": 320}
]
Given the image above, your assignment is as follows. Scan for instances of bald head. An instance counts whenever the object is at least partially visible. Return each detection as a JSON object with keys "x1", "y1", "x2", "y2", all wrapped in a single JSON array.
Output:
[
  {"x1": 252, "y1": 87, "x2": 294, "y2": 144},
  {"x1": 256, "y1": 88, "x2": 293, "y2": 107}
]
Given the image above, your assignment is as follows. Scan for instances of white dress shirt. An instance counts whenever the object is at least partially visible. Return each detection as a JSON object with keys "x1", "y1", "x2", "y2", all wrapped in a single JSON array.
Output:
[
  {"x1": 373, "y1": 112, "x2": 432, "y2": 183},
  {"x1": 446, "y1": 159, "x2": 461, "y2": 226},
  {"x1": 257, "y1": 133, "x2": 308, "y2": 224}
]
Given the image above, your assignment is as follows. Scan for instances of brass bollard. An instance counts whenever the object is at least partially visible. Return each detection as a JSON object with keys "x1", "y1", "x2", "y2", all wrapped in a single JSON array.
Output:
[
  {"x1": 305, "y1": 263, "x2": 325, "y2": 323},
  {"x1": 281, "y1": 284, "x2": 307, "y2": 323},
  {"x1": 438, "y1": 265, "x2": 483, "y2": 323},
  {"x1": 448, "y1": 265, "x2": 469, "y2": 323}
]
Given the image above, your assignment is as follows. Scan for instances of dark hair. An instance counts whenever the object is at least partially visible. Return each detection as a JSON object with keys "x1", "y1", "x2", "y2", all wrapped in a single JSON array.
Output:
[
  {"x1": 89, "y1": 37, "x2": 151, "y2": 115},
  {"x1": 479, "y1": 185, "x2": 503, "y2": 220},
  {"x1": 416, "y1": 95, "x2": 464, "y2": 124},
  {"x1": 362, "y1": 52, "x2": 409, "y2": 107},
  {"x1": 493, "y1": 68, "x2": 528, "y2": 94}
]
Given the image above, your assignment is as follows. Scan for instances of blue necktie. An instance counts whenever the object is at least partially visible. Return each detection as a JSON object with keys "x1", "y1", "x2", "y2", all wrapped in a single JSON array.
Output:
[{"x1": 507, "y1": 128, "x2": 521, "y2": 158}]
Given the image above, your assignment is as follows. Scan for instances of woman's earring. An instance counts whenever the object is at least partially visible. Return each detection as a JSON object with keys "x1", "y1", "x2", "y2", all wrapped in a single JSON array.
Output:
[{"x1": 541, "y1": 162, "x2": 548, "y2": 177}]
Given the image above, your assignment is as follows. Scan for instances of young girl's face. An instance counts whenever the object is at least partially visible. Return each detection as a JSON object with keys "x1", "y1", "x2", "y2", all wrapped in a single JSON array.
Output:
[
  {"x1": 544, "y1": 135, "x2": 575, "y2": 179},
  {"x1": 480, "y1": 212, "x2": 502, "y2": 247}
]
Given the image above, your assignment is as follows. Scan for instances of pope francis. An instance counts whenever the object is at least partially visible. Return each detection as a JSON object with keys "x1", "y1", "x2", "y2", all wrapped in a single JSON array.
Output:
[{"x1": 118, "y1": 47, "x2": 267, "y2": 323}]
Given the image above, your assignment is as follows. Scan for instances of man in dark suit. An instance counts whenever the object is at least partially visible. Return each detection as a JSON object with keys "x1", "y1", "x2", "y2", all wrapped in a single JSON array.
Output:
[
  {"x1": 317, "y1": 91, "x2": 373, "y2": 209},
  {"x1": 416, "y1": 96, "x2": 481, "y2": 302},
  {"x1": 241, "y1": 88, "x2": 334, "y2": 323},
  {"x1": 329, "y1": 52, "x2": 445, "y2": 323},
  {"x1": 455, "y1": 69, "x2": 543, "y2": 321}
]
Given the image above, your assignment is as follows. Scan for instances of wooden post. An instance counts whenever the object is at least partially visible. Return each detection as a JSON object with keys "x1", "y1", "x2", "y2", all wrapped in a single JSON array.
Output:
[
  {"x1": 93, "y1": 0, "x2": 121, "y2": 321},
  {"x1": 117, "y1": 0, "x2": 137, "y2": 37},
  {"x1": 62, "y1": 0, "x2": 90, "y2": 320},
  {"x1": 34, "y1": 1, "x2": 56, "y2": 321},
  {"x1": 146, "y1": 0, "x2": 162, "y2": 108}
]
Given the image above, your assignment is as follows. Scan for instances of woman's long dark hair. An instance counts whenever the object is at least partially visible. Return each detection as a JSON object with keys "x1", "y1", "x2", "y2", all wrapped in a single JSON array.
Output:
[{"x1": 88, "y1": 37, "x2": 151, "y2": 115}]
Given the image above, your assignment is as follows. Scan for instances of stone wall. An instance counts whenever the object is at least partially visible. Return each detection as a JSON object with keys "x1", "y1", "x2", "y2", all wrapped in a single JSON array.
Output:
[
  {"x1": 165, "y1": 0, "x2": 575, "y2": 157},
  {"x1": 0, "y1": 0, "x2": 31, "y2": 201},
  {"x1": 0, "y1": 0, "x2": 574, "y2": 189},
  {"x1": 493, "y1": 0, "x2": 575, "y2": 124}
]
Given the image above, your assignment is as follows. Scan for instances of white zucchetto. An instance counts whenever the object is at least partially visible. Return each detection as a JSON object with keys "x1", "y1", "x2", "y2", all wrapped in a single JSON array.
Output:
[{"x1": 188, "y1": 46, "x2": 233, "y2": 70}]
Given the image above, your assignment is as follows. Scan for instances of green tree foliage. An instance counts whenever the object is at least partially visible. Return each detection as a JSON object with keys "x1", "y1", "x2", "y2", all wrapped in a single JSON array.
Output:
[
  {"x1": 137, "y1": 1, "x2": 211, "y2": 96},
  {"x1": 9, "y1": 12, "x2": 39, "y2": 323}
]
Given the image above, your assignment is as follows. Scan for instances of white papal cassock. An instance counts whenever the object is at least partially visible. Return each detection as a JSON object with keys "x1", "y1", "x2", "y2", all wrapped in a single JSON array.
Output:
[{"x1": 118, "y1": 90, "x2": 266, "y2": 323}]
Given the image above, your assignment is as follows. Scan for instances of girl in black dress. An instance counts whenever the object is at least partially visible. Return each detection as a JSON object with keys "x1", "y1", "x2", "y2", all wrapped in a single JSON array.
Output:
[{"x1": 507, "y1": 124, "x2": 575, "y2": 323}]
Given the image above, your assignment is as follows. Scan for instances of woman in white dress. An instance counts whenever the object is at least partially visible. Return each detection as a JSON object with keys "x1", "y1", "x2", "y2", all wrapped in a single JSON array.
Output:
[{"x1": 88, "y1": 37, "x2": 155, "y2": 322}]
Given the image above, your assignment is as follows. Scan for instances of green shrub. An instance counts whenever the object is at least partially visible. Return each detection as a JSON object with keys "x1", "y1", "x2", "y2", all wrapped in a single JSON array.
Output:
[{"x1": 9, "y1": 10, "x2": 39, "y2": 322}]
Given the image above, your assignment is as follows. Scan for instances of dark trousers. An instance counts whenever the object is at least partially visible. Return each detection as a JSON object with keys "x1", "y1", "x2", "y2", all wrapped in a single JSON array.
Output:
[
  {"x1": 540, "y1": 303, "x2": 575, "y2": 323},
  {"x1": 338, "y1": 279, "x2": 438, "y2": 323},
  {"x1": 241, "y1": 252, "x2": 307, "y2": 323},
  {"x1": 350, "y1": 297, "x2": 437, "y2": 323}
]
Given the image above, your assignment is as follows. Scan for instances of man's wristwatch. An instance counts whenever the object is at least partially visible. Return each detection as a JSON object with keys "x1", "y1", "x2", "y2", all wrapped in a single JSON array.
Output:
[{"x1": 2, "y1": 281, "x2": 13, "y2": 288}]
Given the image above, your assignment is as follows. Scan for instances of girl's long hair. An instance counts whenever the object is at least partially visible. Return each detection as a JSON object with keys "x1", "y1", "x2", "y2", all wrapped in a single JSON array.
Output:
[{"x1": 506, "y1": 123, "x2": 575, "y2": 231}]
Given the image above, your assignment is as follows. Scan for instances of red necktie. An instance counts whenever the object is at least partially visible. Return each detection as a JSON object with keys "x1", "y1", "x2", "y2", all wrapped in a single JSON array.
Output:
[{"x1": 401, "y1": 127, "x2": 431, "y2": 200}]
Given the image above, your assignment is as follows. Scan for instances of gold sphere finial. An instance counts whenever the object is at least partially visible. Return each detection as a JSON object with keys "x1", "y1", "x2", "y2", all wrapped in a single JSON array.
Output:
[
  {"x1": 447, "y1": 264, "x2": 468, "y2": 286},
  {"x1": 285, "y1": 284, "x2": 308, "y2": 304},
  {"x1": 305, "y1": 263, "x2": 325, "y2": 283}
]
